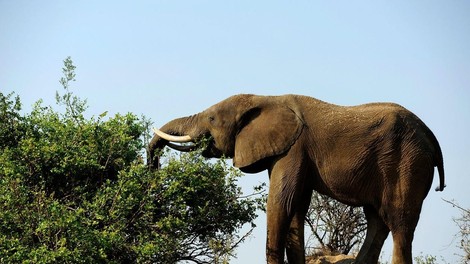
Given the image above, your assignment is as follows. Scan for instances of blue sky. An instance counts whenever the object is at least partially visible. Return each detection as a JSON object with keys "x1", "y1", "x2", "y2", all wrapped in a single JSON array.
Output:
[{"x1": 1, "y1": 1, "x2": 469, "y2": 263}]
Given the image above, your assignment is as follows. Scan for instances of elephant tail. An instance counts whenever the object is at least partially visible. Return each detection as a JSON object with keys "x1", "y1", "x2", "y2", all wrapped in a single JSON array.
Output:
[
  {"x1": 432, "y1": 132, "x2": 446, "y2": 192},
  {"x1": 436, "y1": 155, "x2": 446, "y2": 192},
  {"x1": 434, "y1": 150, "x2": 445, "y2": 192}
]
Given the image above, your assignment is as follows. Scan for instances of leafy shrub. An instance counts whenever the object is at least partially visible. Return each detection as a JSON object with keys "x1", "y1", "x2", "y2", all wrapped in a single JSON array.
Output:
[{"x1": 0, "y1": 58, "x2": 262, "y2": 263}]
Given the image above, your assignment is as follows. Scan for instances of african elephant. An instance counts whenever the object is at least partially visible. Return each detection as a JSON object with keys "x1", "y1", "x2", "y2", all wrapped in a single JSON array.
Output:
[{"x1": 148, "y1": 94, "x2": 445, "y2": 264}]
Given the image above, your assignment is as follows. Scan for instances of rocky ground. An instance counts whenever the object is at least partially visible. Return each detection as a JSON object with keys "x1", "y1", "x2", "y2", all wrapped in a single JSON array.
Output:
[{"x1": 307, "y1": 254, "x2": 355, "y2": 264}]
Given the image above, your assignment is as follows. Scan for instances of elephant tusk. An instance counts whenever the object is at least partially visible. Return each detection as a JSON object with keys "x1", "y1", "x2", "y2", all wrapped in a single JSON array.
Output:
[
  {"x1": 152, "y1": 127, "x2": 193, "y2": 143},
  {"x1": 166, "y1": 142, "x2": 197, "y2": 152}
]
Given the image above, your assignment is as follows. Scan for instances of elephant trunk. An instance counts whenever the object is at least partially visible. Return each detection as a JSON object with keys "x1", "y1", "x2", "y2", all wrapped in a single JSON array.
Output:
[{"x1": 147, "y1": 115, "x2": 200, "y2": 169}]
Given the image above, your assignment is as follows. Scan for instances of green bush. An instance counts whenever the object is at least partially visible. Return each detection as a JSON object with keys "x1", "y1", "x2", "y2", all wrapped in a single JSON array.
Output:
[{"x1": 0, "y1": 58, "x2": 262, "y2": 263}]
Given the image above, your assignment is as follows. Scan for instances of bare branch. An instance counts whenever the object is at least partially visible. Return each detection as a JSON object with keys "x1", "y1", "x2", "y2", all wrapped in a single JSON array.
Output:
[
  {"x1": 442, "y1": 198, "x2": 470, "y2": 214},
  {"x1": 305, "y1": 192, "x2": 367, "y2": 255}
]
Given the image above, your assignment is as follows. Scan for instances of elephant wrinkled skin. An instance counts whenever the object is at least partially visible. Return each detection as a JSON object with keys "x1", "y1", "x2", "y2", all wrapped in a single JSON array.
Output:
[{"x1": 148, "y1": 94, "x2": 445, "y2": 264}]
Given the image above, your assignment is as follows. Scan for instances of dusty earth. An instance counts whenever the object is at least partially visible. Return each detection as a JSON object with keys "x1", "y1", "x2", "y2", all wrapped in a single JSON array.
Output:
[{"x1": 307, "y1": 254, "x2": 355, "y2": 264}]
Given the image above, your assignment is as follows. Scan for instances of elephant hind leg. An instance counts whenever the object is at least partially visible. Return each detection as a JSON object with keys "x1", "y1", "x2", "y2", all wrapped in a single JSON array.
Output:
[
  {"x1": 355, "y1": 205, "x2": 390, "y2": 264},
  {"x1": 390, "y1": 228, "x2": 415, "y2": 264},
  {"x1": 387, "y1": 154, "x2": 433, "y2": 264},
  {"x1": 387, "y1": 204, "x2": 422, "y2": 264}
]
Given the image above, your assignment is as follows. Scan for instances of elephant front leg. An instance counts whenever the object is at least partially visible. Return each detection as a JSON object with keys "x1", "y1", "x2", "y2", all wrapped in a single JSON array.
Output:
[
  {"x1": 266, "y1": 186, "x2": 291, "y2": 264},
  {"x1": 286, "y1": 187, "x2": 313, "y2": 263},
  {"x1": 265, "y1": 148, "x2": 310, "y2": 264}
]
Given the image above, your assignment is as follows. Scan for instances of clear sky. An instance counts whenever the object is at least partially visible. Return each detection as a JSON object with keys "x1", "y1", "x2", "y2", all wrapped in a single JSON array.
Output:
[{"x1": 1, "y1": 1, "x2": 469, "y2": 263}]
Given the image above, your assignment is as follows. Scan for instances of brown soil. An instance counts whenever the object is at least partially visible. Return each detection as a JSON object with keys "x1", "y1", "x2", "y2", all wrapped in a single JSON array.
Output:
[{"x1": 307, "y1": 254, "x2": 355, "y2": 264}]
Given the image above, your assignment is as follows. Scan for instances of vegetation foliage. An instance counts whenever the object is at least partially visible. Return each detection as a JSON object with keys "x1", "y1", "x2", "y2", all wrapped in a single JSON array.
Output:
[{"x1": 0, "y1": 57, "x2": 263, "y2": 263}]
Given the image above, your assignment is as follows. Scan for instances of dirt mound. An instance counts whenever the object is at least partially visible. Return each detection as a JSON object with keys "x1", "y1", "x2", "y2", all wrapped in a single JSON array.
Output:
[{"x1": 307, "y1": 254, "x2": 355, "y2": 264}]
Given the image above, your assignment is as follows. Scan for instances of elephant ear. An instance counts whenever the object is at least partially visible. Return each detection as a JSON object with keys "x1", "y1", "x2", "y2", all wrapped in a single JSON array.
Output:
[{"x1": 233, "y1": 105, "x2": 303, "y2": 171}]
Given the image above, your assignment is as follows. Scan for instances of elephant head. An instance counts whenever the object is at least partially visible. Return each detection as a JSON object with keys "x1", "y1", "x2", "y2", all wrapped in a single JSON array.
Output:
[{"x1": 148, "y1": 94, "x2": 304, "y2": 172}]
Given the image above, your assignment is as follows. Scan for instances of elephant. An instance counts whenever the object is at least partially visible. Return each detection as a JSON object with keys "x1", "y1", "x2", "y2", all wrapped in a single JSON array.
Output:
[{"x1": 148, "y1": 94, "x2": 445, "y2": 264}]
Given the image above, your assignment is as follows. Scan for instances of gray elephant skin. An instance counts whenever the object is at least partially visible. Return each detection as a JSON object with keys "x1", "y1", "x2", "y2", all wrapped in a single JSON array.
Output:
[{"x1": 148, "y1": 94, "x2": 445, "y2": 264}]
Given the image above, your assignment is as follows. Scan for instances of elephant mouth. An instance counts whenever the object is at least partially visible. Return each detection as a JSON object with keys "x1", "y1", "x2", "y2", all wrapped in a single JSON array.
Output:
[{"x1": 201, "y1": 139, "x2": 224, "y2": 158}]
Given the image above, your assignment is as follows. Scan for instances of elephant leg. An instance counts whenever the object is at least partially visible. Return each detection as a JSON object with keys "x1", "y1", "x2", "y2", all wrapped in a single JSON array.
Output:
[
  {"x1": 390, "y1": 228, "x2": 414, "y2": 264},
  {"x1": 386, "y1": 205, "x2": 421, "y2": 264},
  {"x1": 266, "y1": 144, "x2": 310, "y2": 264},
  {"x1": 388, "y1": 203, "x2": 422, "y2": 264},
  {"x1": 265, "y1": 181, "x2": 291, "y2": 264},
  {"x1": 355, "y1": 205, "x2": 390, "y2": 264},
  {"x1": 388, "y1": 155, "x2": 433, "y2": 264},
  {"x1": 286, "y1": 188, "x2": 313, "y2": 264}
]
